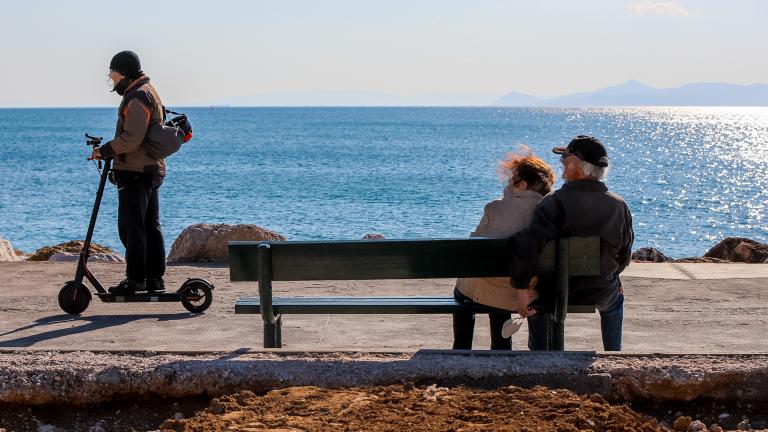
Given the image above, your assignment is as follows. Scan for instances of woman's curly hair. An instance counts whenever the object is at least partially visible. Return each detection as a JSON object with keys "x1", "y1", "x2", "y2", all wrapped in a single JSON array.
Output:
[{"x1": 499, "y1": 145, "x2": 556, "y2": 196}]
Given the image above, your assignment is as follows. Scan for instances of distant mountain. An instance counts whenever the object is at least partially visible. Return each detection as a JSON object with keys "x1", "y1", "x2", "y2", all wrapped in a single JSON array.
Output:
[
  {"x1": 495, "y1": 81, "x2": 768, "y2": 107},
  {"x1": 211, "y1": 81, "x2": 767, "y2": 107},
  {"x1": 493, "y1": 91, "x2": 544, "y2": 107}
]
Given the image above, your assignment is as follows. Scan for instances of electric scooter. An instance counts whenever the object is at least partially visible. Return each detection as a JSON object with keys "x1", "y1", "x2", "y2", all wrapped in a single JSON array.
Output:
[{"x1": 58, "y1": 134, "x2": 214, "y2": 314}]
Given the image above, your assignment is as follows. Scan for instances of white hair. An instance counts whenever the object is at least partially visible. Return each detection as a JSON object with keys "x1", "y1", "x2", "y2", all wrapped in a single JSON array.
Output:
[{"x1": 580, "y1": 160, "x2": 609, "y2": 180}]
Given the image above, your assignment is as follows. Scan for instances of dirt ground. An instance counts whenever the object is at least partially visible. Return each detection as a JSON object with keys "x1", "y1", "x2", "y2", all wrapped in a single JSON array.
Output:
[
  {"x1": 157, "y1": 385, "x2": 664, "y2": 432},
  {"x1": 2, "y1": 384, "x2": 766, "y2": 431},
  {"x1": 0, "y1": 397, "x2": 211, "y2": 432}
]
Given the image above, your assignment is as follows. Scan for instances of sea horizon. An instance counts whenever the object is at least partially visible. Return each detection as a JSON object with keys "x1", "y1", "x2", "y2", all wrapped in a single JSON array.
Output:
[{"x1": 2, "y1": 104, "x2": 768, "y2": 109}]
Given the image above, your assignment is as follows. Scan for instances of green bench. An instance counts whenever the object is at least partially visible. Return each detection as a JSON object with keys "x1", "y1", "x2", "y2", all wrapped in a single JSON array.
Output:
[{"x1": 229, "y1": 237, "x2": 600, "y2": 349}]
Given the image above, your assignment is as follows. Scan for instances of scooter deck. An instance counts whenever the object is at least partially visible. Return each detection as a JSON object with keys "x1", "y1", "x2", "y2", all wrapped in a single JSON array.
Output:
[{"x1": 97, "y1": 292, "x2": 182, "y2": 303}]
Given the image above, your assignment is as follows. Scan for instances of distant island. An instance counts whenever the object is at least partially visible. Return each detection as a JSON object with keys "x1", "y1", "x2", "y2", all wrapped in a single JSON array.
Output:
[{"x1": 494, "y1": 80, "x2": 768, "y2": 107}]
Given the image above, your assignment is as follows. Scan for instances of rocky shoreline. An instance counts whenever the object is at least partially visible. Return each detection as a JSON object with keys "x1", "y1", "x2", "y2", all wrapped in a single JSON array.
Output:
[
  {"x1": 2, "y1": 224, "x2": 767, "y2": 265},
  {"x1": 633, "y1": 238, "x2": 768, "y2": 264}
]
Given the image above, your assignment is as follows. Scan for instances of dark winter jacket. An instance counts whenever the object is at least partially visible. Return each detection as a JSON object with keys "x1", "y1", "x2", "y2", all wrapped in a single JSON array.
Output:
[{"x1": 508, "y1": 179, "x2": 634, "y2": 305}]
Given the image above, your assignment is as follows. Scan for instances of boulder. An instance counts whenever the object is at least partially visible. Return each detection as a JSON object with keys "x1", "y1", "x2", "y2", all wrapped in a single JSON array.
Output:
[
  {"x1": 0, "y1": 237, "x2": 22, "y2": 261},
  {"x1": 48, "y1": 251, "x2": 125, "y2": 263},
  {"x1": 734, "y1": 241, "x2": 768, "y2": 263},
  {"x1": 631, "y1": 247, "x2": 672, "y2": 262},
  {"x1": 704, "y1": 237, "x2": 768, "y2": 263},
  {"x1": 167, "y1": 223, "x2": 285, "y2": 263},
  {"x1": 0, "y1": 237, "x2": 21, "y2": 262},
  {"x1": 27, "y1": 240, "x2": 115, "y2": 261},
  {"x1": 362, "y1": 233, "x2": 385, "y2": 240}
]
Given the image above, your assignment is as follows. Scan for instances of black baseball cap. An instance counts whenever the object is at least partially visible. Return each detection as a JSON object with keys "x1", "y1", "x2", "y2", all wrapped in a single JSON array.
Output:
[{"x1": 552, "y1": 135, "x2": 609, "y2": 167}]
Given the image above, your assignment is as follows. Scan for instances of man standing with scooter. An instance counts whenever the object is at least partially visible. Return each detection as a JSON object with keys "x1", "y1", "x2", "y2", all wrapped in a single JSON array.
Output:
[{"x1": 90, "y1": 51, "x2": 167, "y2": 295}]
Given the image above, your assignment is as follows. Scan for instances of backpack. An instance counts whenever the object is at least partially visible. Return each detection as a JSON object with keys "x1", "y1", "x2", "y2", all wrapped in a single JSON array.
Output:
[{"x1": 143, "y1": 108, "x2": 193, "y2": 159}]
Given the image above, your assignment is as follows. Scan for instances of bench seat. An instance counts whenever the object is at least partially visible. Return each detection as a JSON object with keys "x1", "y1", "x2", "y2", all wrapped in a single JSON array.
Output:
[{"x1": 235, "y1": 296, "x2": 596, "y2": 315}]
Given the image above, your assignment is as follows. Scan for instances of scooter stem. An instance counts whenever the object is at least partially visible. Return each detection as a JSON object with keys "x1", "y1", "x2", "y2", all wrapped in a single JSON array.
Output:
[{"x1": 74, "y1": 157, "x2": 112, "y2": 288}]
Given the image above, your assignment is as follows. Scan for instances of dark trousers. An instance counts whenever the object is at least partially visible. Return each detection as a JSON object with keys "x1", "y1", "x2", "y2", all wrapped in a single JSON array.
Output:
[
  {"x1": 452, "y1": 288, "x2": 512, "y2": 350},
  {"x1": 527, "y1": 289, "x2": 624, "y2": 351},
  {"x1": 115, "y1": 170, "x2": 166, "y2": 282}
]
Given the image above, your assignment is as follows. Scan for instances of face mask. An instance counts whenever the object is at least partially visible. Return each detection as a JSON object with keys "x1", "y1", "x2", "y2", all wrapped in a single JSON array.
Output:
[{"x1": 112, "y1": 77, "x2": 130, "y2": 96}]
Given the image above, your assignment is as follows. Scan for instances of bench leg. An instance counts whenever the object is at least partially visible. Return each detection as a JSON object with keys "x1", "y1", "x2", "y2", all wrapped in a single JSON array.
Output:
[
  {"x1": 542, "y1": 314, "x2": 553, "y2": 350},
  {"x1": 539, "y1": 314, "x2": 564, "y2": 351},
  {"x1": 552, "y1": 318, "x2": 565, "y2": 351},
  {"x1": 551, "y1": 237, "x2": 568, "y2": 351},
  {"x1": 263, "y1": 315, "x2": 282, "y2": 348}
]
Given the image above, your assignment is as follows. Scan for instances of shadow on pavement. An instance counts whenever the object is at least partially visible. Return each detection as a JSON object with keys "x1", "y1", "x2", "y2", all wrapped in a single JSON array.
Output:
[{"x1": 0, "y1": 313, "x2": 196, "y2": 347}]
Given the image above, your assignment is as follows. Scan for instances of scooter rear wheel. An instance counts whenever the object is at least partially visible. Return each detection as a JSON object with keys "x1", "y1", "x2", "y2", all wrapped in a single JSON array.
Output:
[
  {"x1": 180, "y1": 279, "x2": 213, "y2": 313},
  {"x1": 58, "y1": 281, "x2": 92, "y2": 314}
]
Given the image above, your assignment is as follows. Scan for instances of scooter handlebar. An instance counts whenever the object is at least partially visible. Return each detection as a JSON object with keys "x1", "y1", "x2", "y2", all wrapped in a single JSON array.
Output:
[
  {"x1": 85, "y1": 133, "x2": 103, "y2": 148},
  {"x1": 85, "y1": 133, "x2": 106, "y2": 169}
]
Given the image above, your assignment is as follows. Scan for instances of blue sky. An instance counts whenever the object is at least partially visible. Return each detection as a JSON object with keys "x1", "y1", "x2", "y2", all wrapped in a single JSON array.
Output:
[{"x1": 0, "y1": 0, "x2": 766, "y2": 107}]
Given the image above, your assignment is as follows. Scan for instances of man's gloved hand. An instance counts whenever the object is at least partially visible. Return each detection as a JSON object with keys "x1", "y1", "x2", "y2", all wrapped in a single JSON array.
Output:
[
  {"x1": 514, "y1": 276, "x2": 538, "y2": 318},
  {"x1": 88, "y1": 148, "x2": 102, "y2": 161}
]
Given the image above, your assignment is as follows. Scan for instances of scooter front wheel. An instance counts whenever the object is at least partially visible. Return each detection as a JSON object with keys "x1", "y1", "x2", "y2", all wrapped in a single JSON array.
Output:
[
  {"x1": 58, "y1": 281, "x2": 92, "y2": 314},
  {"x1": 180, "y1": 279, "x2": 213, "y2": 313}
]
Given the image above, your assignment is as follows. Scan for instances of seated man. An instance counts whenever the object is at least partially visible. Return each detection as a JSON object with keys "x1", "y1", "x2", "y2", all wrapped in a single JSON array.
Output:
[{"x1": 507, "y1": 136, "x2": 634, "y2": 351}]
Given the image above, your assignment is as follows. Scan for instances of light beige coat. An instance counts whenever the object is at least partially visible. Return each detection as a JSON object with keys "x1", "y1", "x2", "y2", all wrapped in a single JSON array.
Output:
[{"x1": 455, "y1": 186, "x2": 542, "y2": 311}]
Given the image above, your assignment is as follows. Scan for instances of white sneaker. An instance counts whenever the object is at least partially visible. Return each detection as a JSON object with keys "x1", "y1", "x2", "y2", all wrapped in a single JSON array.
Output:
[{"x1": 501, "y1": 316, "x2": 524, "y2": 338}]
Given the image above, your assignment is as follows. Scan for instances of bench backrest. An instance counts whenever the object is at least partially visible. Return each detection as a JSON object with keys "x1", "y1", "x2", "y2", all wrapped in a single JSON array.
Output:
[{"x1": 229, "y1": 237, "x2": 600, "y2": 281}]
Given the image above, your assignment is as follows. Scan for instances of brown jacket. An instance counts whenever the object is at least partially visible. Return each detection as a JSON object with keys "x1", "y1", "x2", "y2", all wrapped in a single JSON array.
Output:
[
  {"x1": 99, "y1": 76, "x2": 166, "y2": 176},
  {"x1": 455, "y1": 187, "x2": 542, "y2": 311}
]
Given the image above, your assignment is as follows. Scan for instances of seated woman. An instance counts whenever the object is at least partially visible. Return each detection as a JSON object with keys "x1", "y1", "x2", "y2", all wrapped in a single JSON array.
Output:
[{"x1": 453, "y1": 147, "x2": 556, "y2": 350}]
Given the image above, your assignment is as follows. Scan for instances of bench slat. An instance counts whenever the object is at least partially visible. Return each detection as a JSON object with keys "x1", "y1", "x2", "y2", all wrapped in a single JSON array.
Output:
[
  {"x1": 229, "y1": 238, "x2": 601, "y2": 281},
  {"x1": 235, "y1": 296, "x2": 596, "y2": 315}
]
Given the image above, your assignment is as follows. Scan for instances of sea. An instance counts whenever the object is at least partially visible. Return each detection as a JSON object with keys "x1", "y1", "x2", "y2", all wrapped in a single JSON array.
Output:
[{"x1": 0, "y1": 107, "x2": 766, "y2": 258}]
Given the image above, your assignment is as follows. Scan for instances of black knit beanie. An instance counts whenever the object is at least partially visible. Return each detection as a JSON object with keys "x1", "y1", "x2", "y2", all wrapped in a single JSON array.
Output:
[{"x1": 109, "y1": 51, "x2": 143, "y2": 79}]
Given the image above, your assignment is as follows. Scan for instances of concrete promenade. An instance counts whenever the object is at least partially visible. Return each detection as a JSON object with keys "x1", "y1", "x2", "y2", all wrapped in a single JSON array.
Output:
[{"x1": 0, "y1": 261, "x2": 766, "y2": 353}]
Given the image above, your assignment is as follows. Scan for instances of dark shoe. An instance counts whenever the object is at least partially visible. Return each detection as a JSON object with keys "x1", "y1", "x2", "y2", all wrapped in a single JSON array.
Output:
[
  {"x1": 108, "y1": 278, "x2": 145, "y2": 295},
  {"x1": 145, "y1": 277, "x2": 166, "y2": 294}
]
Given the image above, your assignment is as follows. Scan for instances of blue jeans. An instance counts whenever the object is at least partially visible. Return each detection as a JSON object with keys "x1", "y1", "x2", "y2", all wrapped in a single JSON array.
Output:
[{"x1": 527, "y1": 289, "x2": 624, "y2": 351}]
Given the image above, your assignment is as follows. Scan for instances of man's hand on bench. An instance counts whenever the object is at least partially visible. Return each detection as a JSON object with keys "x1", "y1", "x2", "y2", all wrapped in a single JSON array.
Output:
[{"x1": 515, "y1": 276, "x2": 539, "y2": 318}]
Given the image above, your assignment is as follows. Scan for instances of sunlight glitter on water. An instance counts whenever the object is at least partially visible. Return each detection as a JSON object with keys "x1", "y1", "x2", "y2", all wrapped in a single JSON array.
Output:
[{"x1": 542, "y1": 107, "x2": 768, "y2": 255}]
